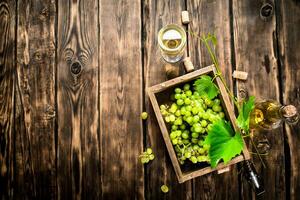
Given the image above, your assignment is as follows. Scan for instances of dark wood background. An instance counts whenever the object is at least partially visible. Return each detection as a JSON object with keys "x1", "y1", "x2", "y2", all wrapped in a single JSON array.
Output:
[{"x1": 0, "y1": 0, "x2": 299, "y2": 199}]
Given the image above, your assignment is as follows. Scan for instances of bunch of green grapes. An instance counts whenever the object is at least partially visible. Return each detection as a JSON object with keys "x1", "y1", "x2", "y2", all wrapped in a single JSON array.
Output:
[
  {"x1": 140, "y1": 148, "x2": 155, "y2": 164},
  {"x1": 160, "y1": 82, "x2": 225, "y2": 165}
]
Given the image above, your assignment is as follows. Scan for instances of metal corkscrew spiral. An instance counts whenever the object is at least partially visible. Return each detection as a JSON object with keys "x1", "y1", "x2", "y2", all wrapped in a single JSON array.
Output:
[{"x1": 244, "y1": 160, "x2": 265, "y2": 196}]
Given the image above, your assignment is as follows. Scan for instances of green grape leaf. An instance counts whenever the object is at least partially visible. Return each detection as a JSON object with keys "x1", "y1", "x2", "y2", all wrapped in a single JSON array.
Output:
[
  {"x1": 204, "y1": 120, "x2": 244, "y2": 168},
  {"x1": 193, "y1": 75, "x2": 219, "y2": 100},
  {"x1": 236, "y1": 96, "x2": 255, "y2": 132}
]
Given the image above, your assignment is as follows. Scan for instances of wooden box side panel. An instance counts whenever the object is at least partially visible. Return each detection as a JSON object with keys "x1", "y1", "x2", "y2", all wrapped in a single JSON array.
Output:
[{"x1": 147, "y1": 90, "x2": 183, "y2": 181}]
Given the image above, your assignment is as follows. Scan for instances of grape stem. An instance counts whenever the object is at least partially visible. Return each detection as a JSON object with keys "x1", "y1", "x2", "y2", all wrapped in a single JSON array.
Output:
[{"x1": 188, "y1": 30, "x2": 266, "y2": 168}]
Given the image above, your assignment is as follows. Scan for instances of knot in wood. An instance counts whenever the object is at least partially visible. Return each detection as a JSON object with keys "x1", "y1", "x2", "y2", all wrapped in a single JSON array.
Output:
[
  {"x1": 239, "y1": 88, "x2": 248, "y2": 99},
  {"x1": 260, "y1": 3, "x2": 273, "y2": 20},
  {"x1": 70, "y1": 61, "x2": 82, "y2": 75}
]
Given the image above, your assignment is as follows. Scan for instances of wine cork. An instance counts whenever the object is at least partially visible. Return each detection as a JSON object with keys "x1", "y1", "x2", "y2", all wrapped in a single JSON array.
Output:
[
  {"x1": 181, "y1": 11, "x2": 190, "y2": 24},
  {"x1": 183, "y1": 57, "x2": 194, "y2": 72},
  {"x1": 232, "y1": 70, "x2": 248, "y2": 80},
  {"x1": 282, "y1": 105, "x2": 298, "y2": 118}
]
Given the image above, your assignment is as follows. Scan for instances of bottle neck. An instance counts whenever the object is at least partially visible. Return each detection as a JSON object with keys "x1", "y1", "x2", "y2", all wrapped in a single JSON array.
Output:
[{"x1": 279, "y1": 105, "x2": 299, "y2": 124}]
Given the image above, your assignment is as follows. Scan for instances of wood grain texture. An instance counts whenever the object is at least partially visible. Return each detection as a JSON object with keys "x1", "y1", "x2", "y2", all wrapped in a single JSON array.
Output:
[
  {"x1": 15, "y1": 0, "x2": 57, "y2": 199},
  {"x1": 232, "y1": 0, "x2": 285, "y2": 199},
  {"x1": 57, "y1": 0, "x2": 100, "y2": 199},
  {"x1": 276, "y1": 0, "x2": 300, "y2": 199},
  {"x1": 143, "y1": 0, "x2": 193, "y2": 199},
  {"x1": 143, "y1": 0, "x2": 192, "y2": 199},
  {"x1": 99, "y1": 0, "x2": 144, "y2": 199},
  {"x1": 0, "y1": 0, "x2": 15, "y2": 198},
  {"x1": 187, "y1": 1, "x2": 240, "y2": 199}
]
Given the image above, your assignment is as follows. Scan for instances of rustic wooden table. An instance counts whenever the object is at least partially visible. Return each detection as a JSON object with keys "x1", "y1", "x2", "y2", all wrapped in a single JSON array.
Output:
[{"x1": 0, "y1": 0, "x2": 299, "y2": 199}]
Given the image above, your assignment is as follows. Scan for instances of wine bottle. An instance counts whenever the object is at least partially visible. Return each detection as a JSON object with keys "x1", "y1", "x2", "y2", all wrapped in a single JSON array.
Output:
[{"x1": 250, "y1": 100, "x2": 299, "y2": 130}]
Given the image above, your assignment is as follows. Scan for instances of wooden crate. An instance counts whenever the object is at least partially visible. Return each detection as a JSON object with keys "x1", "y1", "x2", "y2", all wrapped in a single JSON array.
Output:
[{"x1": 147, "y1": 65, "x2": 250, "y2": 183}]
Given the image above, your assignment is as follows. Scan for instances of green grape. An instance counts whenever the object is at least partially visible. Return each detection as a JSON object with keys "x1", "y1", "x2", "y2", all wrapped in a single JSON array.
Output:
[
  {"x1": 194, "y1": 126, "x2": 202, "y2": 133},
  {"x1": 184, "y1": 98, "x2": 191, "y2": 105},
  {"x1": 175, "y1": 110, "x2": 181, "y2": 117},
  {"x1": 160, "y1": 104, "x2": 167, "y2": 110},
  {"x1": 174, "y1": 118, "x2": 183, "y2": 125},
  {"x1": 193, "y1": 115, "x2": 200, "y2": 123},
  {"x1": 181, "y1": 93, "x2": 187, "y2": 99},
  {"x1": 169, "y1": 103, "x2": 178, "y2": 113},
  {"x1": 190, "y1": 156, "x2": 198, "y2": 163},
  {"x1": 180, "y1": 124, "x2": 186, "y2": 130},
  {"x1": 176, "y1": 130, "x2": 182, "y2": 137},
  {"x1": 180, "y1": 107, "x2": 187, "y2": 115},
  {"x1": 165, "y1": 116, "x2": 170, "y2": 122},
  {"x1": 149, "y1": 154, "x2": 155, "y2": 160},
  {"x1": 186, "y1": 116, "x2": 193, "y2": 124},
  {"x1": 146, "y1": 148, "x2": 153, "y2": 155},
  {"x1": 141, "y1": 157, "x2": 149, "y2": 164},
  {"x1": 172, "y1": 138, "x2": 178, "y2": 145},
  {"x1": 183, "y1": 83, "x2": 190, "y2": 91},
  {"x1": 197, "y1": 148, "x2": 205, "y2": 154},
  {"x1": 193, "y1": 145, "x2": 200, "y2": 151},
  {"x1": 213, "y1": 99, "x2": 221, "y2": 105},
  {"x1": 175, "y1": 88, "x2": 182, "y2": 94},
  {"x1": 204, "y1": 98, "x2": 213, "y2": 107},
  {"x1": 193, "y1": 123, "x2": 201, "y2": 128},
  {"x1": 206, "y1": 108, "x2": 213, "y2": 113},
  {"x1": 191, "y1": 107, "x2": 199, "y2": 115},
  {"x1": 203, "y1": 144, "x2": 210, "y2": 150},
  {"x1": 219, "y1": 112, "x2": 225, "y2": 118},
  {"x1": 141, "y1": 112, "x2": 148, "y2": 120},
  {"x1": 197, "y1": 155, "x2": 206, "y2": 162},
  {"x1": 183, "y1": 139, "x2": 189, "y2": 144},
  {"x1": 207, "y1": 124, "x2": 213, "y2": 131},
  {"x1": 178, "y1": 139, "x2": 183, "y2": 145},
  {"x1": 212, "y1": 105, "x2": 222, "y2": 112},
  {"x1": 169, "y1": 114, "x2": 176, "y2": 122},
  {"x1": 161, "y1": 110, "x2": 169, "y2": 116},
  {"x1": 202, "y1": 113, "x2": 209, "y2": 120},
  {"x1": 193, "y1": 91, "x2": 200, "y2": 97},
  {"x1": 200, "y1": 120, "x2": 208, "y2": 127},
  {"x1": 184, "y1": 111, "x2": 191, "y2": 117},
  {"x1": 190, "y1": 95, "x2": 195, "y2": 100},
  {"x1": 190, "y1": 127, "x2": 195, "y2": 132},
  {"x1": 170, "y1": 132, "x2": 177, "y2": 139},
  {"x1": 171, "y1": 125, "x2": 178, "y2": 131},
  {"x1": 192, "y1": 132, "x2": 199, "y2": 138},
  {"x1": 191, "y1": 138, "x2": 198, "y2": 144},
  {"x1": 182, "y1": 132, "x2": 189, "y2": 139},
  {"x1": 185, "y1": 90, "x2": 192, "y2": 96},
  {"x1": 186, "y1": 105, "x2": 192, "y2": 111},
  {"x1": 198, "y1": 140, "x2": 205, "y2": 146},
  {"x1": 184, "y1": 152, "x2": 191, "y2": 158},
  {"x1": 161, "y1": 185, "x2": 169, "y2": 193},
  {"x1": 174, "y1": 93, "x2": 181, "y2": 100},
  {"x1": 176, "y1": 99, "x2": 184, "y2": 106}
]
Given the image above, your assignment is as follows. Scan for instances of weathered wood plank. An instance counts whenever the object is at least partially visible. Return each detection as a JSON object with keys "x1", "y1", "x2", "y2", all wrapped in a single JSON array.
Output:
[
  {"x1": 0, "y1": 0, "x2": 16, "y2": 198},
  {"x1": 276, "y1": 0, "x2": 300, "y2": 199},
  {"x1": 143, "y1": 0, "x2": 193, "y2": 198},
  {"x1": 99, "y1": 0, "x2": 144, "y2": 199},
  {"x1": 187, "y1": 1, "x2": 240, "y2": 199},
  {"x1": 15, "y1": 0, "x2": 57, "y2": 199},
  {"x1": 57, "y1": 0, "x2": 100, "y2": 199},
  {"x1": 232, "y1": 0, "x2": 285, "y2": 199}
]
